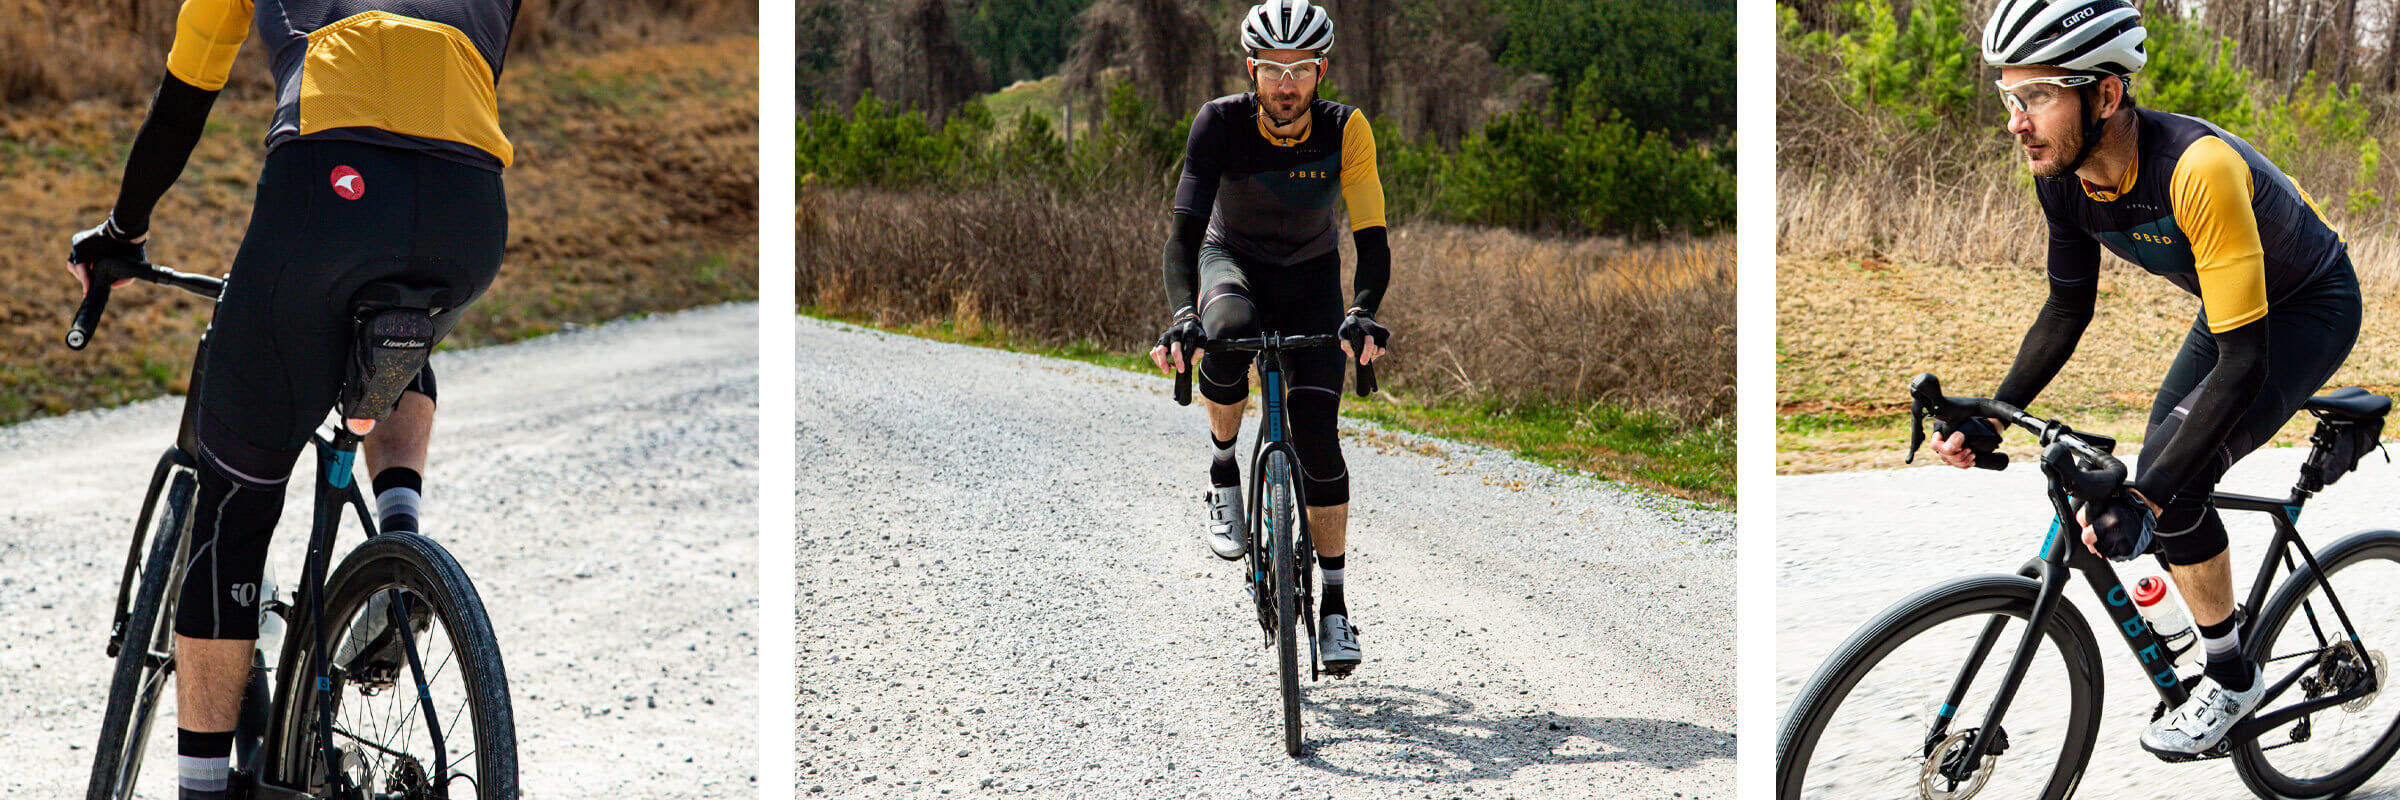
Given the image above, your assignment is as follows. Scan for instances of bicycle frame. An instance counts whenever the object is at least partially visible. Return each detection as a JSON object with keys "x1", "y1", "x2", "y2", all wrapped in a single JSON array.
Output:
[
  {"x1": 1933, "y1": 481, "x2": 2379, "y2": 768},
  {"x1": 1244, "y1": 341, "x2": 1319, "y2": 668},
  {"x1": 94, "y1": 290, "x2": 454, "y2": 799},
  {"x1": 255, "y1": 426, "x2": 381, "y2": 800}
]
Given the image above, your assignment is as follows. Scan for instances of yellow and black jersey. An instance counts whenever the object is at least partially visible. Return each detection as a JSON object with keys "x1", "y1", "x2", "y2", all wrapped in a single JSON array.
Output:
[
  {"x1": 167, "y1": 0, "x2": 519, "y2": 170},
  {"x1": 1173, "y1": 94, "x2": 1386, "y2": 268},
  {"x1": 2040, "y1": 108, "x2": 2346, "y2": 333}
]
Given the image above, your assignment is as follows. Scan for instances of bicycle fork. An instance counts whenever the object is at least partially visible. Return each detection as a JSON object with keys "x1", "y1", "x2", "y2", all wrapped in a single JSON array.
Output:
[{"x1": 1931, "y1": 494, "x2": 2190, "y2": 776}]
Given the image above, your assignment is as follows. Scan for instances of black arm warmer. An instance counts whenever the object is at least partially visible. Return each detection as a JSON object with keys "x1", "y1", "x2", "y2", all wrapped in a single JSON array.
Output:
[
  {"x1": 2134, "y1": 321, "x2": 2269, "y2": 503},
  {"x1": 109, "y1": 73, "x2": 221, "y2": 239},
  {"x1": 1161, "y1": 211, "x2": 1208, "y2": 314},
  {"x1": 1993, "y1": 279, "x2": 2098, "y2": 410},
  {"x1": 1349, "y1": 225, "x2": 1389, "y2": 314}
]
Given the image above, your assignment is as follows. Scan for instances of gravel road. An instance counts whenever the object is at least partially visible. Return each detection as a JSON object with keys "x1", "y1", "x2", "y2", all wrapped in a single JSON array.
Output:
[
  {"x1": 1780, "y1": 447, "x2": 2400, "y2": 799},
  {"x1": 796, "y1": 316, "x2": 1735, "y2": 799},
  {"x1": 0, "y1": 303, "x2": 760, "y2": 798}
]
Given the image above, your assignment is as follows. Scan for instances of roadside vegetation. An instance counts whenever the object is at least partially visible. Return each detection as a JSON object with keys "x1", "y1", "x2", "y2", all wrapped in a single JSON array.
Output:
[
  {"x1": 0, "y1": 6, "x2": 758, "y2": 423},
  {"x1": 799, "y1": 0, "x2": 1735, "y2": 501},
  {"x1": 1778, "y1": 0, "x2": 2400, "y2": 472}
]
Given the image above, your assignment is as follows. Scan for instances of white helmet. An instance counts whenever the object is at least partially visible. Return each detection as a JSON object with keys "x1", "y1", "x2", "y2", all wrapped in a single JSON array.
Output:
[
  {"x1": 1981, "y1": 0, "x2": 2147, "y2": 76},
  {"x1": 1241, "y1": 0, "x2": 1333, "y2": 54}
]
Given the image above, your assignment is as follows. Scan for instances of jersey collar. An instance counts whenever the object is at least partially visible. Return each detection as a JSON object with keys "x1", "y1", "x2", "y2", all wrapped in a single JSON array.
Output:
[{"x1": 2079, "y1": 124, "x2": 2142, "y2": 202}]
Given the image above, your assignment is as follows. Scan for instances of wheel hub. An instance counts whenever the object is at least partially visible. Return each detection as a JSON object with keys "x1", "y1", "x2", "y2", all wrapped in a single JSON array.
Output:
[
  {"x1": 1919, "y1": 730, "x2": 1998, "y2": 800},
  {"x1": 378, "y1": 754, "x2": 433, "y2": 800},
  {"x1": 2337, "y1": 646, "x2": 2386, "y2": 713}
]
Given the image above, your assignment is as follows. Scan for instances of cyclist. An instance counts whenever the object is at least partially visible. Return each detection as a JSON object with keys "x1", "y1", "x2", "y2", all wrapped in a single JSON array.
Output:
[
  {"x1": 65, "y1": 1, "x2": 517, "y2": 796},
  {"x1": 1148, "y1": 0, "x2": 1392, "y2": 676},
  {"x1": 1934, "y1": 0, "x2": 2361, "y2": 757}
]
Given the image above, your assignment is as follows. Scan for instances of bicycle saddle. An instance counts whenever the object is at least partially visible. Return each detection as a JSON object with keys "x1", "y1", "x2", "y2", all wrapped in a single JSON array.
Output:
[{"x1": 2304, "y1": 387, "x2": 2392, "y2": 421}]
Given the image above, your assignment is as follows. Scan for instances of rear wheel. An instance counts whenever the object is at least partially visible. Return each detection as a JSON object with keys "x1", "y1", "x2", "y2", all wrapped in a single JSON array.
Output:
[
  {"x1": 1265, "y1": 449, "x2": 1303, "y2": 757},
  {"x1": 86, "y1": 470, "x2": 194, "y2": 800},
  {"x1": 274, "y1": 532, "x2": 517, "y2": 799},
  {"x1": 2232, "y1": 530, "x2": 2400, "y2": 799}
]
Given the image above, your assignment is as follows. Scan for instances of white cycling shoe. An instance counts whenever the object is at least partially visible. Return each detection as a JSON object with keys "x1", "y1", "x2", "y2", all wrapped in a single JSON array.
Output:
[
  {"x1": 2141, "y1": 662, "x2": 2265, "y2": 757},
  {"x1": 336, "y1": 589, "x2": 432, "y2": 687},
  {"x1": 1319, "y1": 613, "x2": 1361, "y2": 676},
  {"x1": 1206, "y1": 485, "x2": 1245, "y2": 560}
]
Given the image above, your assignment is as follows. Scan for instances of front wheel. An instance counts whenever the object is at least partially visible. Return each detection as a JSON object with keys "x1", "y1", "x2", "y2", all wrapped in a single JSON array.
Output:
[
  {"x1": 2232, "y1": 530, "x2": 2400, "y2": 799},
  {"x1": 272, "y1": 531, "x2": 517, "y2": 799},
  {"x1": 1264, "y1": 449, "x2": 1303, "y2": 757},
  {"x1": 86, "y1": 470, "x2": 194, "y2": 800},
  {"x1": 1778, "y1": 574, "x2": 2105, "y2": 800}
]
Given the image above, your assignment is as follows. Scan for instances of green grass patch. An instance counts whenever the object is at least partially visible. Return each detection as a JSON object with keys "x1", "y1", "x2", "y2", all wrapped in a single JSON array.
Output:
[
  {"x1": 800, "y1": 306, "x2": 1731, "y2": 506},
  {"x1": 978, "y1": 75, "x2": 1068, "y2": 141}
]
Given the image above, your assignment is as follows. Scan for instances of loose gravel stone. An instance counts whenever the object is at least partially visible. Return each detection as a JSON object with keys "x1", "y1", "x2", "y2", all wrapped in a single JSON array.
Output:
[
  {"x1": 0, "y1": 304, "x2": 760, "y2": 797},
  {"x1": 1780, "y1": 451, "x2": 2400, "y2": 797},
  {"x1": 797, "y1": 316, "x2": 1732, "y2": 798}
]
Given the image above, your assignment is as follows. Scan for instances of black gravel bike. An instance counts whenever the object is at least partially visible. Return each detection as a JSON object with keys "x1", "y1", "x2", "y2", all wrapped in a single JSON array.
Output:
[
  {"x1": 74, "y1": 258, "x2": 517, "y2": 800},
  {"x1": 1174, "y1": 332, "x2": 1376, "y2": 756},
  {"x1": 1778, "y1": 373, "x2": 2400, "y2": 800}
]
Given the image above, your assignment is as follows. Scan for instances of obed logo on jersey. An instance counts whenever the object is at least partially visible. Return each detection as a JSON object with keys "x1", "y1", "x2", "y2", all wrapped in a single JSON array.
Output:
[
  {"x1": 330, "y1": 165, "x2": 365, "y2": 200},
  {"x1": 1287, "y1": 170, "x2": 1329, "y2": 179}
]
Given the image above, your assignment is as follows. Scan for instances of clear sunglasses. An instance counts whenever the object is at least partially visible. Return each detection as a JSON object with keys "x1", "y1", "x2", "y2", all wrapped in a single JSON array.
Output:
[
  {"x1": 1249, "y1": 56, "x2": 1325, "y2": 84},
  {"x1": 1994, "y1": 74, "x2": 2099, "y2": 114}
]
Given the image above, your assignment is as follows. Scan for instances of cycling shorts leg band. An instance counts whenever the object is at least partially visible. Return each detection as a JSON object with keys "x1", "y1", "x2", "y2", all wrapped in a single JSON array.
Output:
[
  {"x1": 2157, "y1": 504, "x2": 2229, "y2": 567},
  {"x1": 175, "y1": 459, "x2": 288, "y2": 640},
  {"x1": 407, "y1": 361, "x2": 437, "y2": 403}
]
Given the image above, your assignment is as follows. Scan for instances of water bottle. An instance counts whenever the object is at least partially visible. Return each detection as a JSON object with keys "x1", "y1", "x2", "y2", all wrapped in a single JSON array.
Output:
[
  {"x1": 254, "y1": 565, "x2": 286, "y2": 670},
  {"x1": 2132, "y1": 575, "x2": 2201, "y2": 671}
]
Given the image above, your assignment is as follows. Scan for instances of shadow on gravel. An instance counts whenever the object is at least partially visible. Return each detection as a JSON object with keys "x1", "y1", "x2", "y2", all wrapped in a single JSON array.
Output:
[{"x1": 1293, "y1": 684, "x2": 1731, "y2": 782}]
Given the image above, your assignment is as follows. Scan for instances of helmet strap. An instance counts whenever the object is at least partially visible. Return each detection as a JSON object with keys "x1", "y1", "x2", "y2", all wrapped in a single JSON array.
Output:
[{"x1": 2060, "y1": 80, "x2": 2114, "y2": 176}]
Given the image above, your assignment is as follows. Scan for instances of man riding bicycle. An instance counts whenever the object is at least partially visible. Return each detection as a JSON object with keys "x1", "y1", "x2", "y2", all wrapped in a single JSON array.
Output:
[
  {"x1": 1933, "y1": 0, "x2": 2362, "y2": 757},
  {"x1": 65, "y1": 1, "x2": 517, "y2": 796},
  {"x1": 1147, "y1": 0, "x2": 1391, "y2": 676}
]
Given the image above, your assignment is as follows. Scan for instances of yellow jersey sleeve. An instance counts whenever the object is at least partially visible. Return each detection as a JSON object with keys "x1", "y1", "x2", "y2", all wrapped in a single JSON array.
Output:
[
  {"x1": 2169, "y1": 135, "x2": 2269, "y2": 333},
  {"x1": 166, "y1": 0, "x2": 254, "y2": 91},
  {"x1": 1340, "y1": 110, "x2": 1387, "y2": 231}
]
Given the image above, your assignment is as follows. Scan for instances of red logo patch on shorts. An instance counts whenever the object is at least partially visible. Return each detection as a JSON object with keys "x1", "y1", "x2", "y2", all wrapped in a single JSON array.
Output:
[{"x1": 330, "y1": 166, "x2": 365, "y2": 200}]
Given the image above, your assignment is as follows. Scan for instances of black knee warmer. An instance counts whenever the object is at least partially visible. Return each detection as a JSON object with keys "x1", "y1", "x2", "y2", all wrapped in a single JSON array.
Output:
[
  {"x1": 1288, "y1": 386, "x2": 1348, "y2": 507},
  {"x1": 2157, "y1": 504, "x2": 2230, "y2": 567},
  {"x1": 1198, "y1": 284, "x2": 1259, "y2": 405},
  {"x1": 175, "y1": 459, "x2": 289, "y2": 640}
]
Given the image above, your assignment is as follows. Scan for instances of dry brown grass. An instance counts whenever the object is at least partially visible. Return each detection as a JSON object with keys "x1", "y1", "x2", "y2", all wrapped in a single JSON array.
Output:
[
  {"x1": 0, "y1": 35, "x2": 759, "y2": 423},
  {"x1": 1778, "y1": 28, "x2": 2400, "y2": 471},
  {"x1": 0, "y1": 0, "x2": 756, "y2": 105},
  {"x1": 798, "y1": 181, "x2": 1734, "y2": 422}
]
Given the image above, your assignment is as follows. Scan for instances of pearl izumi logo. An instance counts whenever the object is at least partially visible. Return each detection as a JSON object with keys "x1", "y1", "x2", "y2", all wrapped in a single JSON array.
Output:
[{"x1": 331, "y1": 165, "x2": 365, "y2": 200}]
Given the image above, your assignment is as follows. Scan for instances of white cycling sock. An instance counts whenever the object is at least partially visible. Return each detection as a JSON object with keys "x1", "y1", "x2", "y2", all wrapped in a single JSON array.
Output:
[
  {"x1": 179, "y1": 728, "x2": 231, "y2": 800},
  {"x1": 377, "y1": 486, "x2": 421, "y2": 531}
]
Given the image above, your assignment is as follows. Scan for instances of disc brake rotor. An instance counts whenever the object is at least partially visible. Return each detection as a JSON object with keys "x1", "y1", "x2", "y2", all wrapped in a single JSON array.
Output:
[
  {"x1": 1918, "y1": 730, "x2": 1997, "y2": 800},
  {"x1": 2345, "y1": 649, "x2": 2389, "y2": 713}
]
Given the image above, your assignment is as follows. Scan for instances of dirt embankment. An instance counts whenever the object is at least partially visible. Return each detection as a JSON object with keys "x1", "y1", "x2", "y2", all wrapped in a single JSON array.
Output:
[{"x1": 0, "y1": 34, "x2": 760, "y2": 424}]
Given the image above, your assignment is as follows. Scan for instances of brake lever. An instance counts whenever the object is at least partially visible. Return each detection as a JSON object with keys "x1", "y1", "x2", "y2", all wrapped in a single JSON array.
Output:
[{"x1": 1907, "y1": 396, "x2": 1929, "y2": 464}]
